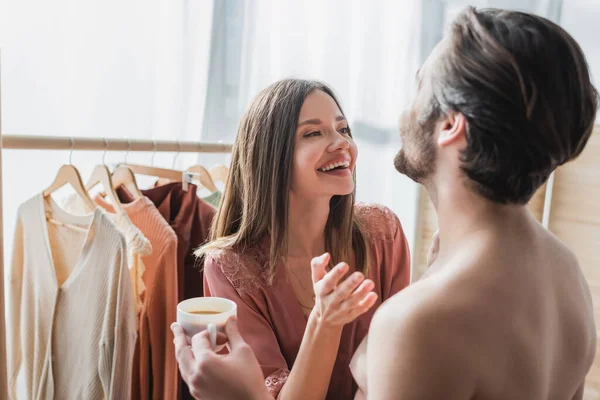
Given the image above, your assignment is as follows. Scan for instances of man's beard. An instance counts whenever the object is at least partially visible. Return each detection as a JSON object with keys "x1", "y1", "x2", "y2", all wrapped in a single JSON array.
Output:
[{"x1": 393, "y1": 119, "x2": 437, "y2": 183}]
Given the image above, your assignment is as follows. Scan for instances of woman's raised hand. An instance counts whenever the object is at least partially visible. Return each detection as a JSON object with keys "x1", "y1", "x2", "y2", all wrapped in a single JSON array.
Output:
[{"x1": 310, "y1": 253, "x2": 378, "y2": 329}]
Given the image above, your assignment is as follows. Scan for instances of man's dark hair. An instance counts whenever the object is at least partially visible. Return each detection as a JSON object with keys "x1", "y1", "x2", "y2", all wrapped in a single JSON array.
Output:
[{"x1": 429, "y1": 7, "x2": 598, "y2": 204}]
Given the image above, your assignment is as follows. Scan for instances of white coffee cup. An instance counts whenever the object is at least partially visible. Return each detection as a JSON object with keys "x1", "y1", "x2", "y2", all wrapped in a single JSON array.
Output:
[{"x1": 177, "y1": 297, "x2": 237, "y2": 349}]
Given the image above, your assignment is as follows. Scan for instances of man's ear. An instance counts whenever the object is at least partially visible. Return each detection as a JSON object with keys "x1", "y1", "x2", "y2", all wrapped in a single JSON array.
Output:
[{"x1": 438, "y1": 113, "x2": 466, "y2": 147}]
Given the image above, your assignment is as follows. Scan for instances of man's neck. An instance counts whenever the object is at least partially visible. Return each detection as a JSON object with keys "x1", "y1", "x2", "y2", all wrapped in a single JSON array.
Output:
[{"x1": 432, "y1": 182, "x2": 530, "y2": 263}]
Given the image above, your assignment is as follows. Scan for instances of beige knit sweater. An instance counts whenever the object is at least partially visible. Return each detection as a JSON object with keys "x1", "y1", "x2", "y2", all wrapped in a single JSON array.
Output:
[
  {"x1": 63, "y1": 193, "x2": 152, "y2": 321},
  {"x1": 7, "y1": 194, "x2": 137, "y2": 400}
]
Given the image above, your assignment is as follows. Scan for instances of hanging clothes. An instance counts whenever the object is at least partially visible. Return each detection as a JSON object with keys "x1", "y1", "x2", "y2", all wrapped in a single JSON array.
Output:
[
  {"x1": 8, "y1": 194, "x2": 137, "y2": 400},
  {"x1": 118, "y1": 182, "x2": 215, "y2": 400},
  {"x1": 117, "y1": 182, "x2": 215, "y2": 301},
  {"x1": 201, "y1": 190, "x2": 222, "y2": 209},
  {"x1": 92, "y1": 195, "x2": 179, "y2": 400},
  {"x1": 63, "y1": 195, "x2": 152, "y2": 320}
]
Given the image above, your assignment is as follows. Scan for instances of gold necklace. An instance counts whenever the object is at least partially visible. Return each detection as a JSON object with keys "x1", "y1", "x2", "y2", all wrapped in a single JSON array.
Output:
[
  {"x1": 297, "y1": 299, "x2": 315, "y2": 312},
  {"x1": 286, "y1": 264, "x2": 316, "y2": 307}
]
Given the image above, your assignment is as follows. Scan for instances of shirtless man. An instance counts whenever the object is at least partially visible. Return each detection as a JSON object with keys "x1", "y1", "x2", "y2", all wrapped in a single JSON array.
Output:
[{"x1": 172, "y1": 7, "x2": 598, "y2": 400}]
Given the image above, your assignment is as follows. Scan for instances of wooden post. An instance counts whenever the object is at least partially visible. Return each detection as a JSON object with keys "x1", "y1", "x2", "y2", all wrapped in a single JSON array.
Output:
[
  {"x1": 542, "y1": 172, "x2": 556, "y2": 229},
  {"x1": 0, "y1": 49, "x2": 9, "y2": 399}
]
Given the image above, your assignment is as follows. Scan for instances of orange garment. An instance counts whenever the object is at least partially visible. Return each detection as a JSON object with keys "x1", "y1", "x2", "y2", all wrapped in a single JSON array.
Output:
[
  {"x1": 117, "y1": 183, "x2": 215, "y2": 400},
  {"x1": 94, "y1": 195, "x2": 179, "y2": 400},
  {"x1": 118, "y1": 182, "x2": 215, "y2": 300},
  {"x1": 203, "y1": 203, "x2": 411, "y2": 400}
]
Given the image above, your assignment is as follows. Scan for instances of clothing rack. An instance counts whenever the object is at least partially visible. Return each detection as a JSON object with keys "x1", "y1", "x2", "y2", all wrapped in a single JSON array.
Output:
[
  {"x1": 1, "y1": 134, "x2": 232, "y2": 153},
  {"x1": 0, "y1": 52, "x2": 233, "y2": 397}
]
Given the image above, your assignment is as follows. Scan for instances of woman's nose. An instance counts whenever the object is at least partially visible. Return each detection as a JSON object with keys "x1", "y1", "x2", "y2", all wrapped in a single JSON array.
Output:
[{"x1": 328, "y1": 131, "x2": 350, "y2": 152}]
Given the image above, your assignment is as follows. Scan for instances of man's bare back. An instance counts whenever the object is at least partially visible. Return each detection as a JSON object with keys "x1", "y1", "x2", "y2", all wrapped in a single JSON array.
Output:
[{"x1": 352, "y1": 210, "x2": 595, "y2": 399}]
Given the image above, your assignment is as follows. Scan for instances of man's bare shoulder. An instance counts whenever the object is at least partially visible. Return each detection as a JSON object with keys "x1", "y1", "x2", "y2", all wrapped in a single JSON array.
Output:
[
  {"x1": 372, "y1": 271, "x2": 478, "y2": 342},
  {"x1": 366, "y1": 275, "x2": 479, "y2": 398}
]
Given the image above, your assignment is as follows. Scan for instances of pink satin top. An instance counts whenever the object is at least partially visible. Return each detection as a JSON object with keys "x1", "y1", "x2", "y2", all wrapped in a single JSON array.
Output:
[{"x1": 203, "y1": 203, "x2": 411, "y2": 399}]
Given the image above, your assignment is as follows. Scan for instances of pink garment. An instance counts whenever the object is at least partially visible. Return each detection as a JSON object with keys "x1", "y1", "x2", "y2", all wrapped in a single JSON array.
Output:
[
  {"x1": 203, "y1": 203, "x2": 411, "y2": 400},
  {"x1": 94, "y1": 195, "x2": 179, "y2": 400}
]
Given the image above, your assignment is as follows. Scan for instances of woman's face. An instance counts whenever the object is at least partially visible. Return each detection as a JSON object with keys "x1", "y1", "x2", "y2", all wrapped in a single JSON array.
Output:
[{"x1": 291, "y1": 90, "x2": 358, "y2": 200}]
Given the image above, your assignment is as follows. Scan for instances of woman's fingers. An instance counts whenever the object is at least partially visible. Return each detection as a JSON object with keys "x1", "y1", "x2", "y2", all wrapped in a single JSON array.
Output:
[
  {"x1": 311, "y1": 253, "x2": 330, "y2": 284},
  {"x1": 311, "y1": 257, "x2": 378, "y2": 326},
  {"x1": 171, "y1": 323, "x2": 196, "y2": 381},
  {"x1": 191, "y1": 330, "x2": 214, "y2": 358},
  {"x1": 331, "y1": 271, "x2": 366, "y2": 303},
  {"x1": 224, "y1": 316, "x2": 247, "y2": 352},
  {"x1": 351, "y1": 292, "x2": 378, "y2": 317},
  {"x1": 215, "y1": 331, "x2": 228, "y2": 346},
  {"x1": 345, "y1": 278, "x2": 375, "y2": 306},
  {"x1": 328, "y1": 291, "x2": 378, "y2": 325},
  {"x1": 314, "y1": 262, "x2": 349, "y2": 296},
  {"x1": 336, "y1": 279, "x2": 376, "y2": 319}
]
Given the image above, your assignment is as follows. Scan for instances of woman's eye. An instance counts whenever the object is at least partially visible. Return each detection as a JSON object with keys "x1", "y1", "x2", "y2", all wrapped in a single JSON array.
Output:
[
  {"x1": 304, "y1": 131, "x2": 321, "y2": 138},
  {"x1": 340, "y1": 127, "x2": 352, "y2": 135}
]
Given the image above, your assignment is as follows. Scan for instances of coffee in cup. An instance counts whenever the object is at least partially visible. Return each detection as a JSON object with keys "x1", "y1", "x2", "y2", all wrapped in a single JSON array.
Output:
[{"x1": 176, "y1": 297, "x2": 237, "y2": 349}]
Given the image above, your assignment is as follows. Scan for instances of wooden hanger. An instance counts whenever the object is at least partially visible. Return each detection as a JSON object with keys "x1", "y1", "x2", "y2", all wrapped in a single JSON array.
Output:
[
  {"x1": 43, "y1": 165, "x2": 97, "y2": 210},
  {"x1": 108, "y1": 139, "x2": 143, "y2": 198},
  {"x1": 184, "y1": 164, "x2": 218, "y2": 192},
  {"x1": 111, "y1": 166, "x2": 143, "y2": 198},
  {"x1": 120, "y1": 163, "x2": 186, "y2": 181},
  {"x1": 86, "y1": 164, "x2": 124, "y2": 213},
  {"x1": 85, "y1": 138, "x2": 125, "y2": 213},
  {"x1": 209, "y1": 164, "x2": 229, "y2": 184},
  {"x1": 120, "y1": 139, "x2": 195, "y2": 190},
  {"x1": 43, "y1": 137, "x2": 96, "y2": 211}
]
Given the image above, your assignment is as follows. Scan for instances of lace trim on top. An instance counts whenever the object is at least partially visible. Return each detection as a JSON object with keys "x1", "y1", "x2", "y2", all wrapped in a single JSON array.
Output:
[
  {"x1": 354, "y1": 203, "x2": 399, "y2": 242},
  {"x1": 206, "y1": 204, "x2": 398, "y2": 295},
  {"x1": 265, "y1": 368, "x2": 290, "y2": 397},
  {"x1": 206, "y1": 247, "x2": 271, "y2": 296}
]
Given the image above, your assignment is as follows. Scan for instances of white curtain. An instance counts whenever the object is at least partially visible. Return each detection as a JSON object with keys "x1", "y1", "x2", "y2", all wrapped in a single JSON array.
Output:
[
  {"x1": 0, "y1": 0, "x2": 214, "y2": 148},
  {"x1": 237, "y1": 0, "x2": 422, "y2": 131},
  {"x1": 201, "y1": 0, "x2": 425, "y2": 250},
  {"x1": 200, "y1": 0, "x2": 597, "y2": 256}
]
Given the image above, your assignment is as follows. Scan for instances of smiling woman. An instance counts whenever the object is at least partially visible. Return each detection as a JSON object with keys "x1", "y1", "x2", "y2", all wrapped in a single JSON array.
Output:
[
  {"x1": 292, "y1": 90, "x2": 357, "y2": 215},
  {"x1": 199, "y1": 80, "x2": 366, "y2": 281},
  {"x1": 193, "y1": 79, "x2": 412, "y2": 399}
]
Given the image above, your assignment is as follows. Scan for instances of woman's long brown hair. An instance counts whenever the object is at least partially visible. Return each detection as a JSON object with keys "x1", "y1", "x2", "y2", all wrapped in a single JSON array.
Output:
[{"x1": 196, "y1": 79, "x2": 368, "y2": 283}]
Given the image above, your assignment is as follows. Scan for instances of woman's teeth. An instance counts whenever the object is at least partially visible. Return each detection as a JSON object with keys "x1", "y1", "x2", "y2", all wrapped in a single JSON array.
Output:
[{"x1": 318, "y1": 161, "x2": 350, "y2": 172}]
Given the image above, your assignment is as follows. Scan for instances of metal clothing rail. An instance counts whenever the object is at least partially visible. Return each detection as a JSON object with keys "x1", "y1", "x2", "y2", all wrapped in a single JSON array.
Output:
[
  {"x1": 0, "y1": 52, "x2": 233, "y2": 398},
  {"x1": 1, "y1": 134, "x2": 233, "y2": 153}
]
